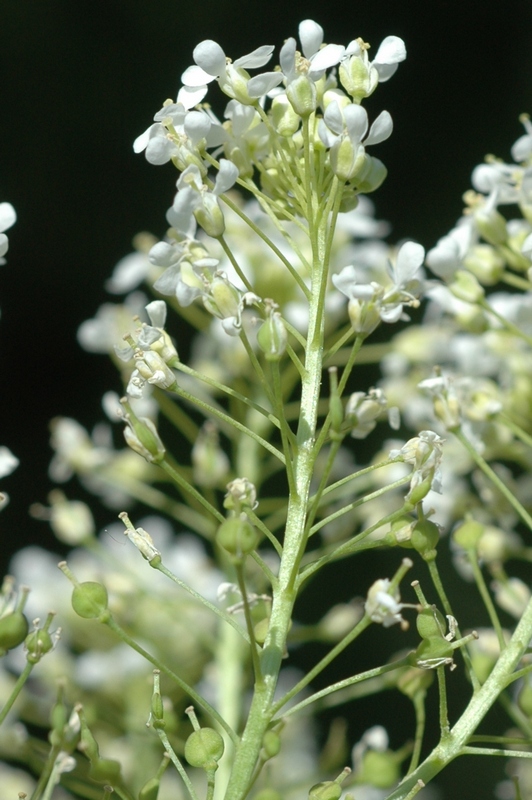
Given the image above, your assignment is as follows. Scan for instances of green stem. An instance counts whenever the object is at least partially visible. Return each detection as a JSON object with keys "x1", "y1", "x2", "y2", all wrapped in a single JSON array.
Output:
[
  {"x1": 270, "y1": 615, "x2": 372, "y2": 716},
  {"x1": 0, "y1": 660, "x2": 33, "y2": 725},
  {"x1": 160, "y1": 457, "x2": 225, "y2": 524},
  {"x1": 153, "y1": 560, "x2": 250, "y2": 643},
  {"x1": 384, "y1": 594, "x2": 532, "y2": 800},
  {"x1": 466, "y1": 548, "x2": 506, "y2": 650},
  {"x1": 407, "y1": 690, "x2": 427, "y2": 774},
  {"x1": 453, "y1": 425, "x2": 532, "y2": 531},
  {"x1": 157, "y1": 728, "x2": 199, "y2": 800},
  {"x1": 104, "y1": 615, "x2": 237, "y2": 744}
]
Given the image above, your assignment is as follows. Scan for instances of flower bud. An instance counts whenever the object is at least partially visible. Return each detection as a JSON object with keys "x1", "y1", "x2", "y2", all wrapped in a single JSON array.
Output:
[
  {"x1": 262, "y1": 730, "x2": 281, "y2": 759},
  {"x1": 339, "y1": 53, "x2": 378, "y2": 103},
  {"x1": 271, "y1": 95, "x2": 301, "y2": 136},
  {"x1": 194, "y1": 193, "x2": 226, "y2": 238},
  {"x1": 257, "y1": 310, "x2": 288, "y2": 361},
  {"x1": 286, "y1": 74, "x2": 317, "y2": 118},
  {"x1": 253, "y1": 617, "x2": 270, "y2": 645},
  {"x1": 330, "y1": 137, "x2": 366, "y2": 182},
  {"x1": 347, "y1": 298, "x2": 380, "y2": 335},
  {"x1": 123, "y1": 412, "x2": 166, "y2": 464},
  {"x1": 449, "y1": 270, "x2": 485, "y2": 304},
  {"x1": 71, "y1": 581, "x2": 109, "y2": 619},
  {"x1": 463, "y1": 244, "x2": 504, "y2": 285},
  {"x1": 184, "y1": 727, "x2": 225, "y2": 770},
  {"x1": 353, "y1": 156, "x2": 387, "y2": 194}
]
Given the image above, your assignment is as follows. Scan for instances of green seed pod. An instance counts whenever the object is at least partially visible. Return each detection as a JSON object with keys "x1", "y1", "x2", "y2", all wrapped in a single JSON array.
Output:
[
  {"x1": 262, "y1": 730, "x2": 281, "y2": 759},
  {"x1": 411, "y1": 636, "x2": 453, "y2": 668},
  {"x1": 25, "y1": 629, "x2": 54, "y2": 663},
  {"x1": 89, "y1": 757, "x2": 122, "y2": 783},
  {"x1": 184, "y1": 727, "x2": 225, "y2": 770},
  {"x1": 416, "y1": 606, "x2": 446, "y2": 640},
  {"x1": 139, "y1": 777, "x2": 160, "y2": 800},
  {"x1": 410, "y1": 520, "x2": 440, "y2": 555},
  {"x1": 0, "y1": 611, "x2": 29, "y2": 655},
  {"x1": 359, "y1": 750, "x2": 399, "y2": 789},
  {"x1": 71, "y1": 582, "x2": 108, "y2": 619},
  {"x1": 308, "y1": 781, "x2": 342, "y2": 800},
  {"x1": 216, "y1": 517, "x2": 258, "y2": 559},
  {"x1": 453, "y1": 518, "x2": 484, "y2": 550}
]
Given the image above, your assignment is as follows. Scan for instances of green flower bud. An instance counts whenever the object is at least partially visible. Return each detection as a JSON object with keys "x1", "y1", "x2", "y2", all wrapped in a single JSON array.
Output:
[
  {"x1": 453, "y1": 518, "x2": 484, "y2": 549},
  {"x1": 262, "y1": 730, "x2": 281, "y2": 759},
  {"x1": 339, "y1": 52, "x2": 378, "y2": 103},
  {"x1": 406, "y1": 477, "x2": 432, "y2": 505},
  {"x1": 330, "y1": 137, "x2": 366, "y2": 182},
  {"x1": 449, "y1": 270, "x2": 485, "y2": 304},
  {"x1": 257, "y1": 311, "x2": 288, "y2": 361},
  {"x1": 71, "y1": 581, "x2": 109, "y2": 619},
  {"x1": 359, "y1": 750, "x2": 400, "y2": 789},
  {"x1": 463, "y1": 244, "x2": 504, "y2": 285},
  {"x1": 0, "y1": 611, "x2": 29, "y2": 655},
  {"x1": 271, "y1": 95, "x2": 300, "y2": 137},
  {"x1": 308, "y1": 781, "x2": 342, "y2": 800},
  {"x1": 286, "y1": 74, "x2": 317, "y2": 118},
  {"x1": 410, "y1": 519, "x2": 440, "y2": 555},
  {"x1": 347, "y1": 298, "x2": 380, "y2": 335},
  {"x1": 184, "y1": 727, "x2": 225, "y2": 770},
  {"x1": 416, "y1": 606, "x2": 446, "y2": 640},
  {"x1": 194, "y1": 193, "x2": 226, "y2": 238},
  {"x1": 474, "y1": 206, "x2": 508, "y2": 246},
  {"x1": 217, "y1": 516, "x2": 259, "y2": 559},
  {"x1": 151, "y1": 692, "x2": 165, "y2": 728},
  {"x1": 123, "y1": 413, "x2": 166, "y2": 464},
  {"x1": 254, "y1": 617, "x2": 270, "y2": 645}
]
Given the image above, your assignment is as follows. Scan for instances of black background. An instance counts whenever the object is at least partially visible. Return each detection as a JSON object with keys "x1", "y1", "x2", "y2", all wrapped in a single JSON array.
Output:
[{"x1": 0, "y1": 2, "x2": 531, "y2": 796}]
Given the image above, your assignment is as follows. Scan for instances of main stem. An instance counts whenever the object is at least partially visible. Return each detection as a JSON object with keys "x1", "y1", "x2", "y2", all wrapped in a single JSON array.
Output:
[
  {"x1": 384, "y1": 593, "x2": 532, "y2": 799},
  {"x1": 224, "y1": 170, "x2": 328, "y2": 800}
]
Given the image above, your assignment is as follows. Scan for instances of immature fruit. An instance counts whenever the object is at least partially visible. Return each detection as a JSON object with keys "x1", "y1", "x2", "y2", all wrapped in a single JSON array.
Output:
[
  {"x1": 216, "y1": 517, "x2": 258, "y2": 558},
  {"x1": 0, "y1": 611, "x2": 29, "y2": 655},
  {"x1": 416, "y1": 606, "x2": 446, "y2": 640},
  {"x1": 71, "y1": 582, "x2": 108, "y2": 619},
  {"x1": 184, "y1": 727, "x2": 225, "y2": 769}
]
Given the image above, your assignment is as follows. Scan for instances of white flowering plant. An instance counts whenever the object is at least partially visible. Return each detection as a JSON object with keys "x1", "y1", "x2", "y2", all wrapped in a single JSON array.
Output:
[{"x1": 2, "y1": 18, "x2": 532, "y2": 800}]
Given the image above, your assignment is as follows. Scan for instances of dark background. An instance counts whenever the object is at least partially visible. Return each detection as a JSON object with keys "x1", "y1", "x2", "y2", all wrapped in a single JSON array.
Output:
[{"x1": 0, "y1": 1, "x2": 531, "y2": 796}]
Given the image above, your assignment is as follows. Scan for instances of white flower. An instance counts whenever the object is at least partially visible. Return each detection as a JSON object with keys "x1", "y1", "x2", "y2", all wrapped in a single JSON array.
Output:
[
  {"x1": 0, "y1": 447, "x2": 18, "y2": 478},
  {"x1": 390, "y1": 430, "x2": 445, "y2": 496},
  {"x1": 181, "y1": 39, "x2": 276, "y2": 104},
  {"x1": 365, "y1": 578, "x2": 405, "y2": 627},
  {"x1": 0, "y1": 202, "x2": 16, "y2": 264}
]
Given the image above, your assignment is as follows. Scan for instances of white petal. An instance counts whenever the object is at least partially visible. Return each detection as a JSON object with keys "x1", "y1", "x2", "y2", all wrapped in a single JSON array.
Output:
[
  {"x1": 145, "y1": 136, "x2": 174, "y2": 166},
  {"x1": 215, "y1": 160, "x2": 239, "y2": 195},
  {"x1": 133, "y1": 124, "x2": 157, "y2": 153},
  {"x1": 247, "y1": 71, "x2": 284, "y2": 98},
  {"x1": 310, "y1": 43, "x2": 345, "y2": 73},
  {"x1": 332, "y1": 264, "x2": 358, "y2": 298},
  {"x1": 395, "y1": 241, "x2": 425, "y2": 283},
  {"x1": 323, "y1": 101, "x2": 345, "y2": 136},
  {"x1": 511, "y1": 134, "x2": 532, "y2": 163},
  {"x1": 0, "y1": 234, "x2": 8, "y2": 258},
  {"x1": 234, "y1": 44, "x2": 274, "y2": 69},
  {"x1": 299, "y1": 19, "x2": 323, "y2": 58},
  {"x1": 0, "y1": 203, "x2": 16, "y2": 233},
  {"x1": 193, "y1": 40, "x2": 226, "y2": 76},
  {"x1": 181, "y1": 63, "x2": 215, "y2": 87},
  {"x1": 365, "y1": 110, "x2": 393, "y2": 146},
  {"x1": 344, "y1": 103, "x2": 368, "y2": 142},
  {"x1": 374, "y1": 63, "x2": 399, "y2": 82},
  {"x1": 374, "y1": 36, "x2": 406, "y2": 66},
  {"x1": 146, "y1": 300, "x2": 167, "y2": 328},
  {"x1": 177, "y1": 84, "x2": 209, "y2": 109},
  {"x1": 105, "y1": 252, "x2": 149, "y2": 294},
  {"x1": 279, "y1": 38, "x2": 297, "y2": 79},
  {"x1": 153, "y1": 265, "x2": 180, "y2": 296},
  {"x1": 184, "y1": 110, "x2": 211, "y2": 143}
]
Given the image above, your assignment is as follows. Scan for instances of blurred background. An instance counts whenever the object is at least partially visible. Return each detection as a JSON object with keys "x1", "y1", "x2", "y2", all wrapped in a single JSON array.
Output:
[{"x1": 0, "y1": 1, "x2": 531, "y2": 796}]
